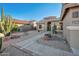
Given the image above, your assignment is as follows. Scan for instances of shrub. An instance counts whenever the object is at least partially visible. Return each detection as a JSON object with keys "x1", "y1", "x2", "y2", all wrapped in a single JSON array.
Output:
[
  {"x1": 6, "y1": 32, "x2": 11, "y2": 36},
  {"x1": 11, "y1": 27, "x2": 19, "y2": 33}
]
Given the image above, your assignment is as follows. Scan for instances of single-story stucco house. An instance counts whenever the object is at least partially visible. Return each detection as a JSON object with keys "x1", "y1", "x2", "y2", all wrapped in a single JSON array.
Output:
[{"x1": 37, "y1": 16, "x2": 61, "y2": 32}]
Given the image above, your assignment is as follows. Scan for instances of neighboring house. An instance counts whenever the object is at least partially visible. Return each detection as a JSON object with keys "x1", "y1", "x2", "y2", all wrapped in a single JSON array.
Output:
[
  {"x1": 32, "y1": 20, "x2": 37, "y2": 30},
  {"x1": 60, "y1": 3, "x2": 79, "y2": 41},
  {"x1": 37, "y1": 16, "x2": 61, "y2": 32},
  {"x1": 37, "y1": 20, "x2": 45, "y2": 31},
  {"x1": 12, "y1": 20, "x2": 32, "y2": 27},
  {"x1": 19, "y1": 25, "x2": 33, "y2": 32},
  {"x1": 12, "y1": 20, "x2": 33, "y2": 32}
]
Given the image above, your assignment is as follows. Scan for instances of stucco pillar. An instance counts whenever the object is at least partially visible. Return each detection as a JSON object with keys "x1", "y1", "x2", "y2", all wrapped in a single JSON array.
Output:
[
  {"x1": 44, "y1": 22, "x2": 47, "y2": 32},
  {"x1": 51, "y1": 22, "x2": 54, "y2": 35}
]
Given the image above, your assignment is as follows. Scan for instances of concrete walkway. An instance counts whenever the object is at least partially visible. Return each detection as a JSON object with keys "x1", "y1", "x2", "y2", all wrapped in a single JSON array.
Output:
[{"x1": 12, "y1": 31, "x2": 74, "y2": 56}]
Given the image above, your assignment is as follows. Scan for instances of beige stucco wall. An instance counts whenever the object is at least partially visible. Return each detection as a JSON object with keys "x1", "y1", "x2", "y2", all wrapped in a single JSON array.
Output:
[
  {"x1": 70, "y1": 30, "x2": 79, "y2": 49},
  {"x1": 44, "y1": 22, "x2": 47, "y2": 31},
  {"x1": 51, "y1": 21, "x2": 60, "y2": 29},
  {"x1": 70, "y1": 30, "x2": 79, "y2": 55},
  {"x1": 61, "y1": 4, "x2": 79, "y2": 54},
  {"x1": 63, "y1": 7, "x2": 79, "y2": 42},
  {"x1": 67, "y1": 26, "x2": 79, "y2": 55},
  {"x1": 16, "y1": 24, "x2": 23, "y2": 27},
  {"x1": 63, "y1": 9, "x2": 71, "y2": 42},
  {"x1": 37, "y1": 16, "x2": 60, "y2": 32},
  {"x1": 70, "y1": 7, "x2": 79, "y2": 26},
  {"x1": 37, "y1": 21, "x2": 60, "y2": 32},
  {"x1": 37, "y1": 23, "x2": 45, "y2": 31}
]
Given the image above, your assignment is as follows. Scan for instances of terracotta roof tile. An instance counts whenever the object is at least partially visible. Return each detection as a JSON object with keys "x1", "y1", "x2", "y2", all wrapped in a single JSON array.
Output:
[{"x1": 12, "y1": 20, "x2": 32, "y2": 24}]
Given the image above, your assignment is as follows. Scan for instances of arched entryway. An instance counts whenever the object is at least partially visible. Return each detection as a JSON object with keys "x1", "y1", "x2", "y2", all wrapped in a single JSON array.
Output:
[{"x1": 47, "y1": 22, "x2": 51, "y2": 31}]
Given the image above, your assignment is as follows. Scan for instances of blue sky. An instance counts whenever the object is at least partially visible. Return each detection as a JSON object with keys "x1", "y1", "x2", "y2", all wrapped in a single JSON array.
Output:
[{"x1": 0, "y1": 3, "x2": 62, "y2": 21}]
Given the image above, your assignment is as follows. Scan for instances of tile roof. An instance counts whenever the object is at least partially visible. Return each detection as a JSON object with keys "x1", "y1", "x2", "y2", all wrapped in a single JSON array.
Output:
[{"x1": 12, "y1": 20, "x2": 32, "y2": 24}]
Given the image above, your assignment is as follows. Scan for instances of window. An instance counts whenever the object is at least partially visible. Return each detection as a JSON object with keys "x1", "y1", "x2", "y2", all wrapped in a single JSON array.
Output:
[{"x1": 72, "y1": 11, "x2": 79, "y2": 18}]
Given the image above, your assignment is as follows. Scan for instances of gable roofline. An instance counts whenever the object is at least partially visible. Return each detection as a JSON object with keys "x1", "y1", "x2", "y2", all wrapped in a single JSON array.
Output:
[{"x1": 60, "y1": 4, "x2": 79, "y2": 21}]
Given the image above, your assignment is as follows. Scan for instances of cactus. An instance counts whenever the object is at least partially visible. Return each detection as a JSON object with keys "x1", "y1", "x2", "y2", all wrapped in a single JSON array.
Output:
[
  {"x1": 0, "y1": 7, "x2": 5, "y2": 50},
  {"x1": 1, "y1": 7, "x2": 5, "y2": 26},
  {"x1": 5, "y1": 16, "x2": 12, "y2": 36},
  {"x1": 1, "y1": 7, "x2": 6, "y2": 34},
  {"x1": 9, "y1": 16, "x2": 12, "y2": 32},
  {"x1": 1, "y1": 7, "x2": 13, "y2": 35},
  {"x1": 0, "y1": 7, "x2": 13, "y2": 50},
  {"x1": 6, "y1": 16, "x2": 12, "y2": 33}
]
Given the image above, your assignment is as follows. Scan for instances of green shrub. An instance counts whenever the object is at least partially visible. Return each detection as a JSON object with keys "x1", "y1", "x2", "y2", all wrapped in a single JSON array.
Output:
[
  {"x1": 18, "y1": 28, "x2": 20, "y2": 32},
  {"x1": 6, "y1": 32, "x2": 11, "y2": 36},
  {"x1": 11, "y1": 27, "x2": 19, "y2": 32}
]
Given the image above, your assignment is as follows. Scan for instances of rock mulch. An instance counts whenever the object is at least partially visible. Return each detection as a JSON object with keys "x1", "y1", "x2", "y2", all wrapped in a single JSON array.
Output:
[{"x1": 37, "y1": 35, "x2": 72, "y2": 52}]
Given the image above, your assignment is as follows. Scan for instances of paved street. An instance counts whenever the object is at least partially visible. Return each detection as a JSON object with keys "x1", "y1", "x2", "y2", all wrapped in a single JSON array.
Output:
[{"x1": 0, "y1": 31, "x2": 74, "y2": 56}]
